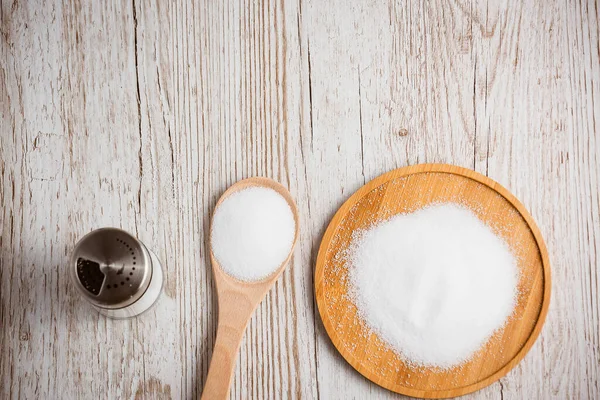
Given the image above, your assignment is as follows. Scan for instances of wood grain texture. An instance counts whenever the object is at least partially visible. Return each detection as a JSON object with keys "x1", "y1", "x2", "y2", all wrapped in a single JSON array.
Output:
[
  {"x1": 0, "y1": 0, "x2": 598, "y2": 399},
  {"x1": 315, "y1": 164, "x2": 551, "y2": 398}
]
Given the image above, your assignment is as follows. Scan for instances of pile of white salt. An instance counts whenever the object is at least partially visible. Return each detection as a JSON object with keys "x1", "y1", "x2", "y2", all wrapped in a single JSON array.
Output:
[
  {"x1": 347, "y1": 203, "x2": 519, "y2": 368},
  {"x1": 211, "y1": 187, "x2": 295, "y2": 282}
]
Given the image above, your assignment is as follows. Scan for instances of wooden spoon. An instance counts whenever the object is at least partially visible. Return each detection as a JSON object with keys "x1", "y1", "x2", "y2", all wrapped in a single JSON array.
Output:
[{"x1": 201, "y1": 177, "x2": 299, "y2": 400}]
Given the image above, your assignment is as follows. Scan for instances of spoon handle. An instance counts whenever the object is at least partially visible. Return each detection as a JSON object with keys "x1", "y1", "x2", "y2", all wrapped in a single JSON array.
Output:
[
  {"x1": 201, "y1": 287, "x2": 257, "y2": 400},
  {"x1": 201, "y1": 319, "x2": 247, "y2": 399}
]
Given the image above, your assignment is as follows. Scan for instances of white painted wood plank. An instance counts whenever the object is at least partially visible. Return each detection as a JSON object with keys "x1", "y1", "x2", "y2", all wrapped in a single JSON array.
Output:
[{"x1": 1, "y1": 0, "x2": 598, "y2": 399}]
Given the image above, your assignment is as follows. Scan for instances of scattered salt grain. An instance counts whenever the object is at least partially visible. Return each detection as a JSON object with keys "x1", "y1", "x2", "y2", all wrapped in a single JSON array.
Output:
[
  {"x1": 347, "y1": 203, "x2": 518, "y2": 368},
  {"x1": 211, "y1": 187, "x2": 295, "y2": 282}
]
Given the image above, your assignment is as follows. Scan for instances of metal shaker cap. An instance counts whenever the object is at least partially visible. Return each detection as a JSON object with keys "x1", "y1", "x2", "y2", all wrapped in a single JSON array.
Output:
[{"x1": 70, "y1": 228, "x2": 153, "y2": 309}]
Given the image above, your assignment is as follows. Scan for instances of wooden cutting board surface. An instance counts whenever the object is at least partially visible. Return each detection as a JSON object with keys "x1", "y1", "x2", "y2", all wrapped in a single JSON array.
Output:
[{"x1": 314, "y1": 164, "x2": 551, "y2": 398}]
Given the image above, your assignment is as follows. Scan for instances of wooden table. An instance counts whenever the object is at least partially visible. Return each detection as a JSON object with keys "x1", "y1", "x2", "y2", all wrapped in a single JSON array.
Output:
[{"x1": 1, "y1": 1, "x2": 598, "y2": 399}]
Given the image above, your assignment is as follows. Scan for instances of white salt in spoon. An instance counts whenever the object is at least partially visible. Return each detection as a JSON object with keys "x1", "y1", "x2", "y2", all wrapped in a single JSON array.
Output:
[{"x1": 201, "y1": 177, "x2": 299, "y2": 400}]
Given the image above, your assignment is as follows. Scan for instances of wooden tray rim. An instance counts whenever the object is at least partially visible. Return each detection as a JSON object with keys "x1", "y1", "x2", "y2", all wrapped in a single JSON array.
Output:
[{"x1": 314, "y1": 163, "x2": 552, "y2": 398}]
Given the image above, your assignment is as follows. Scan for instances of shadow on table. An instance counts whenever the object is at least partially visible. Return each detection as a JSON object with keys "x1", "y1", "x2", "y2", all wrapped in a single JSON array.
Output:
[{"x1": 1, "y1": 251, "x2": 92, "y2": 357}]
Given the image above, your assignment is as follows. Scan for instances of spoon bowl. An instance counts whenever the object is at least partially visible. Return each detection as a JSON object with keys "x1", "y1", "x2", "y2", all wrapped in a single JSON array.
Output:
[{"x1": 201, "y1": 177, "x2": 299, "y2": 400}]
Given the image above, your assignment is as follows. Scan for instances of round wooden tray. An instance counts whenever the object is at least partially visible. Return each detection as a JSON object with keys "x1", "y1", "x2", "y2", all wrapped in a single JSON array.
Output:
[{"x1": 315, "y1": 164, "x2": 551, "y2": 398}]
